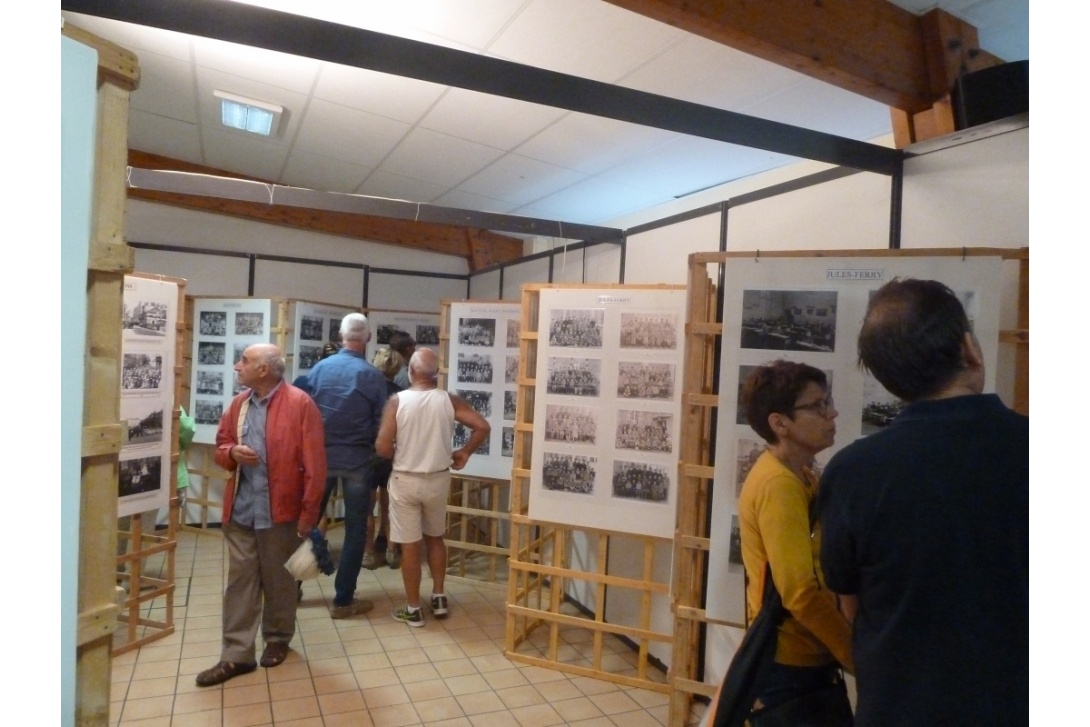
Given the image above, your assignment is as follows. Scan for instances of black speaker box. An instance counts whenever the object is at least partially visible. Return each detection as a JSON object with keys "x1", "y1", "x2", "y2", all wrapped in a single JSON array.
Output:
[{"x1": 951, "y1": 60, "x2": 1029, "y2": 130}]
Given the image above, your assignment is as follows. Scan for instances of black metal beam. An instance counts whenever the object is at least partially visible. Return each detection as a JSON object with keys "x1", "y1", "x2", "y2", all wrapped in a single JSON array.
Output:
[{"x1": 62, "y1": 0, "x2": 902, "y2": 176}]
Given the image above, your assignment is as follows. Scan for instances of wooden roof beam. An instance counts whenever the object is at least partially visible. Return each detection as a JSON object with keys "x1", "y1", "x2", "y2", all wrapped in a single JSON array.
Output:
[
  {"x1": 602, "y1": 0, "x2": 1002, "y2": 114},
  {"x1": 126, "y1": 151, "x2": 524, "y2": 271}
]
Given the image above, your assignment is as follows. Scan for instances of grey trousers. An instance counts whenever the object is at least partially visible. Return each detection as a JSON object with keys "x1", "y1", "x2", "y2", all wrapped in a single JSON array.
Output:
[{"x1": 220, "y1": 521, "x2": 302, "y2": 663}]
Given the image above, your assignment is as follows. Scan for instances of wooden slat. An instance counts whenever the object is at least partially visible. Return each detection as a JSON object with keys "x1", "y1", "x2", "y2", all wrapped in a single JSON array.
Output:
[
  {"x1": 82, "y1": 423, "x2": 124, "y2": 457},
  {"x1": 127, "y1": 151, "x2": 525, "y2": 270},
  {"x1": 602, "y1": 1, "x2": 1001, "y2": 113}
]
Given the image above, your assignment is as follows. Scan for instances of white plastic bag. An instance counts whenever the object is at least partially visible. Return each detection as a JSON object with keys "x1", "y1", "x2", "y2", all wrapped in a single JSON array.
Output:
[{"x1": 284, "y1": 538, "x2": 321, "y2": 581}]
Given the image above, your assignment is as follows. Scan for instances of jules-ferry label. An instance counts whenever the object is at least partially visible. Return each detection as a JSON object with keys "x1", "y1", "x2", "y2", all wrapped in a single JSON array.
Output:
[{"x1": 825, "y1": 269, "x2": 885, "y2": 281}]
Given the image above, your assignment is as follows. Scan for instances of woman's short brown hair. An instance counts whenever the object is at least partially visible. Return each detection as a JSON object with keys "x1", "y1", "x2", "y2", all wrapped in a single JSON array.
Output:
[{"x1": 741, "y1": 360, "x2": 828, "y2": 444}]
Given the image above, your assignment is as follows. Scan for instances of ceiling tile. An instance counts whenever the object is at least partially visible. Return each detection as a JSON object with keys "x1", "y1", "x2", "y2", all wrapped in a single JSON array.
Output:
[
  {"x1": 433, "y1": 188, "x2": 521, "y2": 215},
  {"x1": 194, "y1": 66, "x2": 310, "y2": 146},
  {"x1": 202, "y1": 127, "x2": 290, "y2": 180},
  {"x1": 281, "y1": 150, "x2": 372, "y2": 194},
  {"x1": 743, "y1": 78, "x2": 892, "y2": 140},
  {"x1": 457, "y1": 154, "x2": 588, "y2": 206},
  {"x1": 487, "y1": 0, "x2": 684, "y2": 82},
  {"x1": 128, "y1": 49, "x2": 199, "y2": 124},
  {"x1": 515, "y1": 114, "x2": 676, "y2": 175},
  {"x1": 292, "y1": 98, "x2": 412, "y2": 168},
  {"x1": 313, "y1": 63, "x2": 446, "y2": 124},
  {"x1": 419, "y1": 88, "x2": 568, "y2": 149},
  {"x1": 515, "y1": 176, "x2": 671, "y2": 224},
  {"x1": 127, "y1": 110, "x2": 202, "y2": 163},
  {"x1": 356, "y1": 170, "x2": 451, "y2": 204},
  {"x1": 600, "y1": 137, "x2": 795, "y2": 197},
  {"x1": 379, "y1": 127, "x2": 506, "y2": 188},
  {"x1": 191, "y1": 35, "x2": 321, "y2": 94},
  {"x1": 619, "y1": 35, "x2": 802, "y2": 110}
]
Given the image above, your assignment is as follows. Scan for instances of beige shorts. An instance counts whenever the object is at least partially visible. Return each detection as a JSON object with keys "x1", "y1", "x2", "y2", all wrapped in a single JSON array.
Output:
[{"x1": 388, "y1": 470, "x2": 450, "y2": 543}]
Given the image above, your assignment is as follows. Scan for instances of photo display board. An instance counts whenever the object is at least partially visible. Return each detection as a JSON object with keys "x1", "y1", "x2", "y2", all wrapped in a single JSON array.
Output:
[
  {"x1": 706, "y1": 255, "x2": 1002, "y2": 624},
  {"x1": 119, "y1": 275, "x2": 178, "y2": 517},
  {"x1": 290, "y1": 300, "x2": 358, "y2": 380},
  {"x1": 528, "y1": 288, "x2": 686, "y2": 539},
  {"x1": 365, "y1": 310, "x2": 440, "y2": 362},
  {"x1": 191, "y1": 298, "x2": 275, "y2": 444},
  {"x1": 449, "y1": 301, "x2": 522, "y2": 479}
]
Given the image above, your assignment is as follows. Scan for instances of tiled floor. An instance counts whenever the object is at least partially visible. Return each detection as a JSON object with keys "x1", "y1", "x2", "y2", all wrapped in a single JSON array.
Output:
[{"x1": 110, "y1": 530, "x2": 709, "y2": 726}]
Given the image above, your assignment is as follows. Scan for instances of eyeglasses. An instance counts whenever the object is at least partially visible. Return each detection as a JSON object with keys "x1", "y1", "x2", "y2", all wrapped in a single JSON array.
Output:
[{"x1": 792, "y1": 396, "x2": 835, "y2": 417}]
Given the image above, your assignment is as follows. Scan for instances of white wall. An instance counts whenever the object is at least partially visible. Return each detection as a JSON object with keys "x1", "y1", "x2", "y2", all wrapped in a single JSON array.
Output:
[
  {"x1": 728, "y1": 171, "x2": 892, "y2": 252},
  {"x1": 625, "y1": 211, "x2": 722, "y2": 284}
]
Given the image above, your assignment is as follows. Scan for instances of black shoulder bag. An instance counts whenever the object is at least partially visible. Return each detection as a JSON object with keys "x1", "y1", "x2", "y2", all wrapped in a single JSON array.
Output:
[{"x1": 712, "y1": 564, "x2": 785, "y2": 727}]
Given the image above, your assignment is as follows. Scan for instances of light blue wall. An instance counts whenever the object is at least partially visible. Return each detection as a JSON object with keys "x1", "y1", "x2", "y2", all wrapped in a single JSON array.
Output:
[{"x1": 61, "y1": 35, "x2": 98, "y2": 727}]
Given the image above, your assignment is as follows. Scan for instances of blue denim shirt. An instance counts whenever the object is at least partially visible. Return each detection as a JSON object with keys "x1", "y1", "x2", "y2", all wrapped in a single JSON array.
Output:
[
  {"x1": 305, "y1": 348, "x2": 387, "y2": 471},
  {"x1": 231, "y1": 381, "x2": 279, "y2": 529}
]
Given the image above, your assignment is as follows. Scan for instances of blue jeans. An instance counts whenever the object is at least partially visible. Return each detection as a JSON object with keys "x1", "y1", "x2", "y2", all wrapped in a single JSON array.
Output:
[{"x1": 331, "y1": 466, "x2": 372, "y2": 607}]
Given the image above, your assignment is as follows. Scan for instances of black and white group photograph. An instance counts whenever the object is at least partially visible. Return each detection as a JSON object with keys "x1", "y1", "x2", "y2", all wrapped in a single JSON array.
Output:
[
  {"x1": 233, "y1": 343, "x2": 248, "y2": 364},
  {"x1": 505, "y1": 355, "x2": 519, "y2": 384},
  {"x1": 232, "y1": 372, "x2": 245, "y2": 395},
  {"x1": 546, "y1": 357, "x2": 601, "y2": 397},
  {"x1": 197, "y1": 310, "x2": 227, "y2": 337},
  {"x1": 416, "y1": 324, "x2": 440, "y2": 345},
  {"x1": 542, "y1": 452, "x2": 596, "y2": 494},
  {"x1": 329, "y1": 318, "x2": 342, "y2": 343},
  {"x1": 118, "y1": 455, "x2": 163, "y2": 498},
  {"x1": 298, "y1": 345, "x2": 322, "y2": 370},
  {"x1": 123, "y1": 403, "x2": 164, "y2": 446},
  {"x1": 196, "y1": 370, "x2": 224, "y2": 396},
  {"x1": 122, "y1": 353, "x2": 164, "y2": 390},
  {"x1": 544, "y1": 404, "x2": 598, "y2": 444},
  {"x1": 503, "y1": 391, "x2": 517, "y2": 421},
  {"x1": 506, "y1": 319, "x2": 520, "y2": 348},
  {"x1": 614, "y1": 410, "x2": 673, "y2": 453},
  {"x1": 619, "y1": 312, "x2": 677, "y2": 350},
  {"x1": 197, "y1": 341, "x2": 226, "y2": 366},
  {"x1": 456, "y1": 353, "x2": 493, "y2": 384},
  {"x1": 502, "y1": 426, "x2": 514, "y2": 458},
  {"x1": 458, "y1": 317, "x2": 496, "y2": 347},
  {"x1": 861, "y1": 371, "x2": 904, "y2": 435},
  {"x1": 617, "y1": 361, "x2": 674, "y2": 400},
  {"x1": 194, "y1": 398, "x2": 224, "y2": 425},
  {"x1": 300, "y1": 314, "x2": 324, "y2": 341},
  {"x1": 611, "y1": 460, "x2": 670, "y2": 503},
  {"x1": 456, "y1": 389, "x2": 493, "y2": 418},
  {"x1": 739, "y1": 289, "x2": 837, "y2": 352},
  {"x1": 453, "y1": 422, "x2": 490, "y2": 456},
  {"x1": 122, "y1": 301, "x2": 169, "y2": 336},
  {"x1": 548, "y1": 308, "x2": 604, "y2": 348},
  {"x1": 729, "y1": 514, "x2": 743, "y2": 566},
  {"x1": 234, "y1": 312, "x2": 265, "y2": 336}
]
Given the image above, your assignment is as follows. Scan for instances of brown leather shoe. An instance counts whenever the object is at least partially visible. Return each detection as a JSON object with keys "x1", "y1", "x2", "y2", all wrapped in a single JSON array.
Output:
[
  {"x1": 260, "y1": 641, "x2": 290, "y2": 668},
  {"x1": 195, "y1": 660, "x2": 257, "y2": 687}
]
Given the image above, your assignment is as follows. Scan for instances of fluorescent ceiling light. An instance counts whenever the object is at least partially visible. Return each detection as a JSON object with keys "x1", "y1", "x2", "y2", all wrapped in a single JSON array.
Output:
[{"x1": 214, "y1": 90, "x2": 283, "y2": 137}]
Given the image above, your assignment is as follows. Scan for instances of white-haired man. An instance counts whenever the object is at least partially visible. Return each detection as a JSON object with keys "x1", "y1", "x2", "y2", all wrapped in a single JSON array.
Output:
[{"x1": 306, "y1": 313, "x2": 389, "y2": 619}]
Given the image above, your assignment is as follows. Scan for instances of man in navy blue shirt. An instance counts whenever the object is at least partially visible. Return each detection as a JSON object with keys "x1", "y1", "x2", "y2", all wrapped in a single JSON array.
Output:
[
  {"x1": 817, "y1": 278, "x2": 1028, "y2": 726},
  {"x1": 307, "y1": 313, "x2": 389, "y2": 619}
]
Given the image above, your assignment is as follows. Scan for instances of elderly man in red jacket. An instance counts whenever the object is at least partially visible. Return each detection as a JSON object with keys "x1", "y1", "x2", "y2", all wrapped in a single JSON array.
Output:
[{"x1": 196, "y1": 343, "x2": 326, "y2": 687}]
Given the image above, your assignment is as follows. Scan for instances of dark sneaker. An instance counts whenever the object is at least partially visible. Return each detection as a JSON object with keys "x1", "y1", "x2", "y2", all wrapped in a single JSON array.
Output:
[
  {"x1": 393, "y1": 605, "x2": 425, "y2": 627},
  {"x1": 330, "y1": 598, "x2": 374, "y2": 620},
  {"x1": 430, "y1": 594, "x2": 449, "y2": 617}
]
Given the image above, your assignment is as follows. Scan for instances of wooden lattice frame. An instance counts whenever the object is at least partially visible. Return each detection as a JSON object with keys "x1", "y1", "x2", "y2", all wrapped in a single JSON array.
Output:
[
  {"x1": 505, "y1": 283, "x2": 686, "y2": 693},
  {"x1": 113, "y1": 273, "x2": 187, "y2": 656},
  {"x1": 666, "y1": 247, "x2": 1029, "y2": 726},
  {"x1": 438, "y1": 300, "x2": 514, "y2": 583}
]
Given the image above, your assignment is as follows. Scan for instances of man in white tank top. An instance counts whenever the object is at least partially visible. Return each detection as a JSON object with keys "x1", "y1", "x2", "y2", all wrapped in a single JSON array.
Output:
[{"x1": 376, "y1": 348, "x2": 490, "y2": 627}]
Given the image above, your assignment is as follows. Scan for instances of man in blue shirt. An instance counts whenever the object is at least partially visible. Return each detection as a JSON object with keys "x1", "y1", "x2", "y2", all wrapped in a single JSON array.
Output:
[{"x1": 306, "y1": 313, "x2": 389, "y2": 619}]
